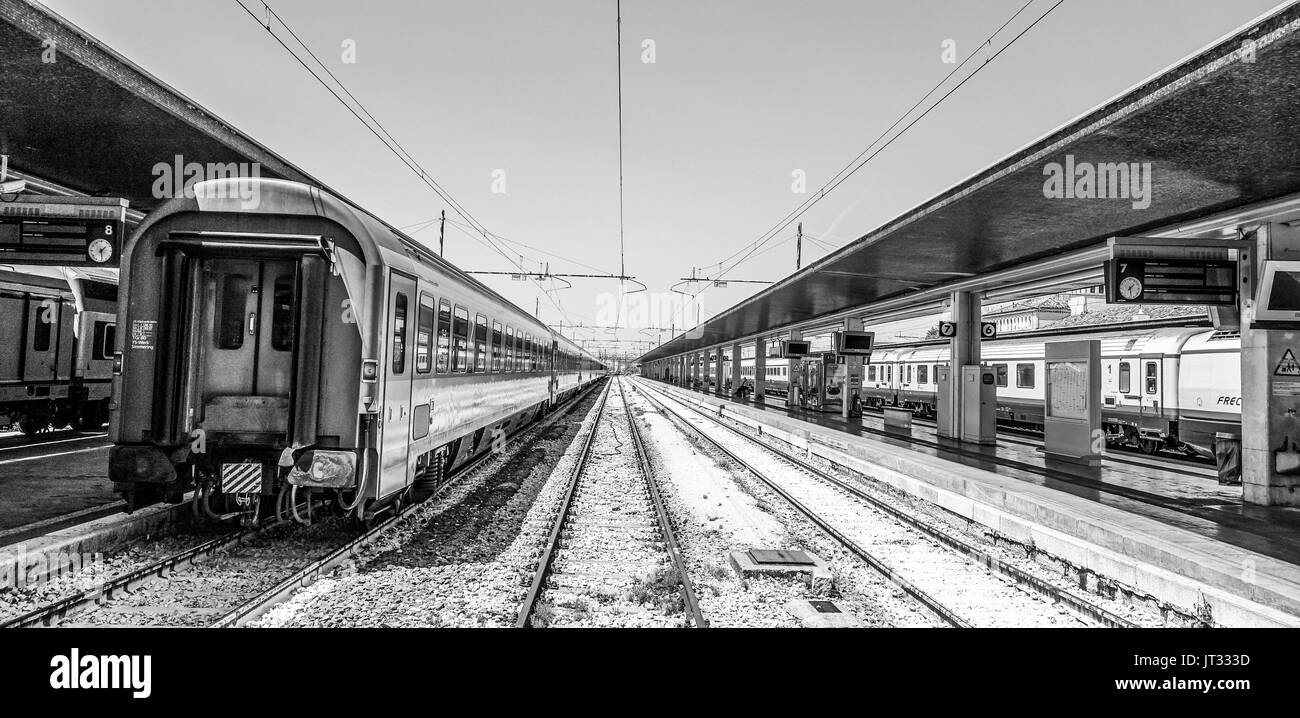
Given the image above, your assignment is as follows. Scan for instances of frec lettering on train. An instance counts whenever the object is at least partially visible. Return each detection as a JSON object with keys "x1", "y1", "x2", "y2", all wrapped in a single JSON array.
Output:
[{"x1": 1217, "y1": 396, "x2": 1242, "y2": 406}]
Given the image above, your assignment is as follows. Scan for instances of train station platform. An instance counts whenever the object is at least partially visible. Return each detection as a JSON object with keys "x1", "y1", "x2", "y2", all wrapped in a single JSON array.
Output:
[
  {"x1": 636, "y1": 378, "x2": 1300, "y2": 627},
  {"x1": 0, "y1": 431, "x2": 116, "y2": 535}
]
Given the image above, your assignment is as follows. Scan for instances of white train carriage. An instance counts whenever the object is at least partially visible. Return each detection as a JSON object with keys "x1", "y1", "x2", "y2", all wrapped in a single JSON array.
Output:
[
  {"x1": 860, "y1": 327, "x2": 1241, "y2": 457},
  {"x1": 109, "y1": 178, "x2": 603, "y2": 517}
]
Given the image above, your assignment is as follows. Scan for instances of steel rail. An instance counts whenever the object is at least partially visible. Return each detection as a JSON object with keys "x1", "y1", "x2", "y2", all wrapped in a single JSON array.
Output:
[
  {"x1": 631, "y1": 379, "x2": 972, "y2": 628},
  {"x1": 4, "y1": 381, "x2": 603, "y2": 629},
  {"x1": 516, "y1": 381, "x2": 612, "y2": 627},
  {"x1": 636, "y1": 379, "x2": 1140, "y2": 629},
  {"x1": 217, "y1": 379, "x2": 608, "y2": 628},
  {"x1": 617, "y1": 378, "x2": 707, "y2": 628}
]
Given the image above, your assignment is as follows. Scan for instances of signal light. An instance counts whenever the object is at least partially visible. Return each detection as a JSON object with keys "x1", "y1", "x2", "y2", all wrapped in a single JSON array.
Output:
[
  {"x1": 361, "y1": 359, "x2": 379, "y2": 382},
  {"x1": 112, "y1": 352, "x2": 123, "y2": 375}
]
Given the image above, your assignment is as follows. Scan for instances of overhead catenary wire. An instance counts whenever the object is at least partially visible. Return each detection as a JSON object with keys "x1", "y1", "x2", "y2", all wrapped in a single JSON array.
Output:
[
  {"x1": 231, "y1": 0, "x2": 577, "y2": 323},
  {"x1": 682, "y1": 0, "x2": 1065, "y2": 317}
]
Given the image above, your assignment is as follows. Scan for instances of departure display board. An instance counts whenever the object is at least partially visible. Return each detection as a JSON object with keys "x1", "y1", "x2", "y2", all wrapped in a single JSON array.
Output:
[
  {"x1": 0, "y1": 196, "x2": 128, "y2": 267},
  {"x1": 1104, "y1": 258, "x2": 1237, "y2": 305}
]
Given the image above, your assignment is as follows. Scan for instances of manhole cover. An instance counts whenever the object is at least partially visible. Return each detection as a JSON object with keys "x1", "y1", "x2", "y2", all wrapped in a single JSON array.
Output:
[
  {"x1": 808, "y1": 600, "x2": 841, "y2": 614},
  {"x1": 748, "y1": 549, "x2": 814, "y2": 566}
]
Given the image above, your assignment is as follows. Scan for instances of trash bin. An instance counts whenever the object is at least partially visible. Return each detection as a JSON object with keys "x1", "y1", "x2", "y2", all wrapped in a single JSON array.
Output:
[{"x1": 1214, "y1": 432, "x2": 1241, "y2": 485}]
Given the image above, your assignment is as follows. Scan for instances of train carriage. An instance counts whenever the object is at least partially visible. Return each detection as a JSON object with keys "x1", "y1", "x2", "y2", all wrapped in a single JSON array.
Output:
[
  {"x1": 0, "y1": 267, "x2": 115, "y2": 434},
  {"x1": 109, "y1": 178, "x2": 602, "y2": 517}
]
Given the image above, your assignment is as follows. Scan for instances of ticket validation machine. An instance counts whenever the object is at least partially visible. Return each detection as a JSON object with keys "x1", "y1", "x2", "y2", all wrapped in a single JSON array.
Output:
[
  {"x1": 1043, "y1": 340, "x2": 1103, "y2": 466},
  {"x1": 936, "y1": 365, "x2": 954, "y2": 439},
  {"x1": 960, "y1": 365, "x2": 996, "y2": 445}
]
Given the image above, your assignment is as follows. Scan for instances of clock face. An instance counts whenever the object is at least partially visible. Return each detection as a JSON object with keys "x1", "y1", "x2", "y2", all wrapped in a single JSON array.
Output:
[
  {"x1": 88, "y1": 238, "x2": 113, "y2": 263},
  {"x1": 1119, "y1": 276, "x2": 1143, "y2": 300}
]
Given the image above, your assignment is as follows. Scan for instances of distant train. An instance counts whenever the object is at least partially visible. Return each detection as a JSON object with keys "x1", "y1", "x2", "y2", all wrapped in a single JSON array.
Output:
[
  {"x1": 689, "y1": 325, "x2": 1239, "y2": 459},
  {"x1": 0, "y1": 267, "x2": 116, "y2": 434},
  {"x1": 109, "y1": 178, "x2": 605, "y2": 518}
]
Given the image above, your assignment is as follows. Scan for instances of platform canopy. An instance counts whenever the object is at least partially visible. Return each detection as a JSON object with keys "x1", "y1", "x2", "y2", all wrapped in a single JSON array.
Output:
[
  {"x1": 639, "y1": 2, "x2": 1300, "y2": 364},
  {"x1": 0, "y1": 0, "x2": 323, "y2": 212}
]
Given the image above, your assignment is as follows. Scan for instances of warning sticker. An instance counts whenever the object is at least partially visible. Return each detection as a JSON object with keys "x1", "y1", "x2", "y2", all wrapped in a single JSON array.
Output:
[
  {"x1": 1276, "y1": 349, "x2": 1300, "y2": 376},
  {"x1": 130, "y1": 319, "x2": 157, "y2": 350}
]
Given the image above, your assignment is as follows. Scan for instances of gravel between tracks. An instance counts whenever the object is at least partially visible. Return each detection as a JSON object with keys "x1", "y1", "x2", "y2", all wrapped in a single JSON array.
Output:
[
  {"x1": 634, "y1": 379, "x2": 1094, "y2": 628},
  {"x1": 252, "y1": 387, "x2": 609, "y2": 627},
  {"x1": 626, "y1": 381, "x2": 935, "y2": 627}
]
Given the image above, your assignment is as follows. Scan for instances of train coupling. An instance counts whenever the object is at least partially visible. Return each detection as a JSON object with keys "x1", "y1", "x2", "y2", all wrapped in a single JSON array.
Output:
[
  {"x1": 286, "y1": 449, "x2": 357, "y2": 489},
  {"x1": 108, "y1": 445, "x2": 178, "y2": 485}
]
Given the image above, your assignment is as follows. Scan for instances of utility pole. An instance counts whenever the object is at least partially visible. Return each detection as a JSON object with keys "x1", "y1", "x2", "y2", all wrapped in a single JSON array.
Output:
[
  {"x1": 535, "y1": 297, "x2": 540, "y2": 317},
  {"x1": 796, "y1": 222, "x2": 803, "y2": 271},
  {"x1": 438, "y1": 210, "x2": 446, "y2": 256}
]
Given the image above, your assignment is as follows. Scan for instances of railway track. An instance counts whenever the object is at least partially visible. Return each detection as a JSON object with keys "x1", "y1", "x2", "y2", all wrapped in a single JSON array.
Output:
[
  {"x1": 631, "y1": 378, "x2": 1139, "y2": 629},
  {"x1": 517, "y1": 377, "x2": 705, "y2": 628},
  {"x1": 3, "y1": 384, "x2": 603, "y2": 629}
]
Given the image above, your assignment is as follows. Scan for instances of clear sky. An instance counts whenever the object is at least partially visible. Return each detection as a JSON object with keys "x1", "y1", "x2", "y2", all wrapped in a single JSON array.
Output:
[{"x1": 43, "y1": 0, "x2": 1289, "y2": 358}]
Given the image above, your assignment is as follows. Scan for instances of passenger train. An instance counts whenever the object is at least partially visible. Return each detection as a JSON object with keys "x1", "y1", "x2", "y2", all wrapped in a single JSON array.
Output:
[
  {"x1": 109, "y1": 178, "x2": 604, "y2": 519},
  {"x1": 698, "y1": 324, "x2": 1239, "y2": 459},
  {"x1": 0, "y1": 266, "x2": 116, "y2": 434}
]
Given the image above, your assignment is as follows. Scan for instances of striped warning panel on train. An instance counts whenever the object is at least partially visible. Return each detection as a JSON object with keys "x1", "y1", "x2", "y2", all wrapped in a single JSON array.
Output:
[{"x1": 221, "y1": 463, "x2": 263, "y2": 494}]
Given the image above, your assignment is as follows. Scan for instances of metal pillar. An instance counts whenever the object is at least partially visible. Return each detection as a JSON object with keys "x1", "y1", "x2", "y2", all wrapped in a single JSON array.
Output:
[
  {"x1": 842, "y1": 318, "x2": 863, "y2": 420},
  {"x1": 754, "y1": 337, "x2": 767, "y2": 402},
  {"x1": 785, "y1": 329, "x2": 803, "y2": 408},
  {"x1": 1242, "y1": 223, "x2": 1300, "y2": 506},
  {"x1": 731, "y1": 341, "x2": 742, "y2": 397},
  {"x1": 938, "y1": 291, "x2": 983, "y2": 440},
  {"x1": 713, "y1": 347, "x2": 724, "y2": 394}
]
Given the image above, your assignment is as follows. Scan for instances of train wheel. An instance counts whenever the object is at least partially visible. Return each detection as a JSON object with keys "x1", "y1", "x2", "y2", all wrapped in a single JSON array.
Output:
[
  {"x1": 1139, "y1": 439, "x2": 1160, "y2": 455},
  {"x1": 19, "y1": 418, "x2": 45, "y2": 436}
]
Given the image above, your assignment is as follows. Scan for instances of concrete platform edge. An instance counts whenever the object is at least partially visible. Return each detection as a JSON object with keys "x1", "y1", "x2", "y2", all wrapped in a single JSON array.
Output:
[{"x1": 0, "y1": 500, "x2": 190, "y2": 588}]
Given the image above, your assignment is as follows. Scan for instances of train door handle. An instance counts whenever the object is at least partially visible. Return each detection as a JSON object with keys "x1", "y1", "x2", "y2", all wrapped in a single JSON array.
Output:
[{"x1": 247, "y1": 312, "x2": 257, "y2": 336}]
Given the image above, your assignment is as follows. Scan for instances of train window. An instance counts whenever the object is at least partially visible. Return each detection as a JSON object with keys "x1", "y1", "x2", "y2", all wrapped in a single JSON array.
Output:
[
  {"x1": 29, "y1": 299, "x2": 53, "y2": 351},
  {"x1": 1016, "y1": 363, "x2": 1034, "y2": 388},
  {"x1": 906, "y1": 365, "x2": 913, "y2": 384},
  {"x1": 994, "y1": 364, "x2": 1008, "y2": 387},
  {"x1": 452, "y1": 306, "x2": 469, "y2": 373},
  {"x1": 514, "y1": 331, "x2": 523, "y2": 371},
  {"x1": 1145, "y1": 362, "x2": 1158, "y2": 395},
  {"x1": 506, "y1": 326, "x2": 515, "y2": 372},
  {"x1": 492, "y1": 321, "x2": 503, "y2": 372},
  {"x1": 271, "y1": 275, "x2": 295, "y2": 352},
  {"x1": 416, "y1": 295, "x2": 434, "y2": 374},
  {"x1": 435, "y1": 300, "x2": 451, "y2": 373},
  {"x1": 525, "y1": 334, "x2": 534, "y2": 371},
  {"x1": 215, "y1": 275, "x2": 249, "y2": 350},
  {"x1": 886, "y1": 365, "x2": 892, "y2": 383},
  {"x1": 917, "y1": 364, "x2": 928, "y2": 385},
  {"x1": 867, "y1": 366, "x2": 876, "y2": 382},
  {"x1": 1118, "y1": 362, "x2": 1131, "y2": 394},
  {"x1": 391, "y1": 293, "x2": 408, "y2": 374},
  {"x1": 474, "y1": 314, "x2": 488, "y2": 372},
  {"x1": 92, "y1": 321, "x2": 115, "y2": 361}
]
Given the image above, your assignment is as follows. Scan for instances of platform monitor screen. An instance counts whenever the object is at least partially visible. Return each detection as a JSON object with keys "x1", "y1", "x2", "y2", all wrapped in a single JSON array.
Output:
[
  {"x1": 1256, "y1": 261, "x2": 1300, "y2": 322},
  {"x1": 782, "y1": 340, "x2": 811, "y2": 357},
  {"x1": 837, "y1": 331, "x2": 875, "y2": 355}
]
